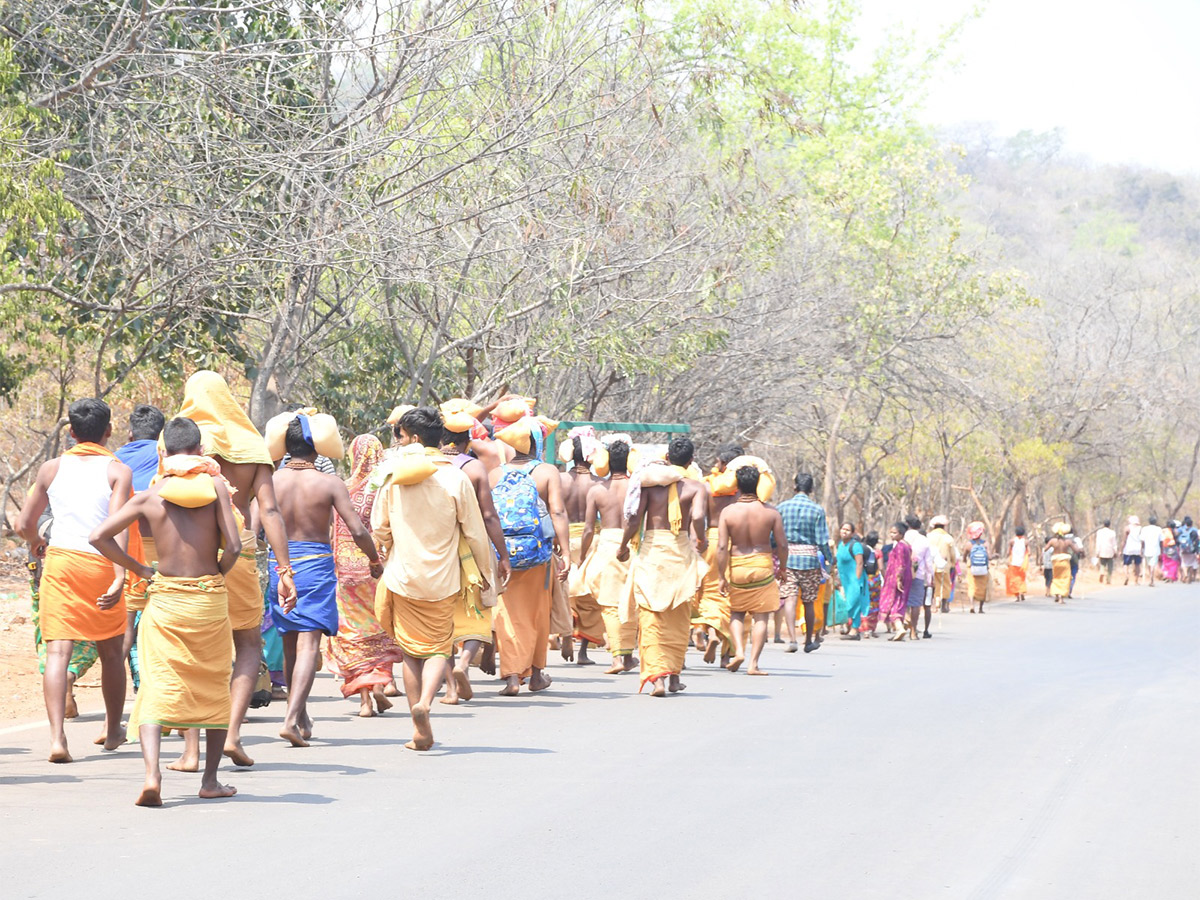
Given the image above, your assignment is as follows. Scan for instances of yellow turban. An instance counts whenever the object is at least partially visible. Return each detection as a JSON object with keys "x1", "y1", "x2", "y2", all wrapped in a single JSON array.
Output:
[{"x1": 443, "y1": 411, "x2": 478, "y2": 435}]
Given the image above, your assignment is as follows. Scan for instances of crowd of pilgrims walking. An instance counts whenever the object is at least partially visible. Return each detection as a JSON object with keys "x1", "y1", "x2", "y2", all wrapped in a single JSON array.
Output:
[{"x1": 17, "y1": 371, "x2": 1192, "y2": 807}]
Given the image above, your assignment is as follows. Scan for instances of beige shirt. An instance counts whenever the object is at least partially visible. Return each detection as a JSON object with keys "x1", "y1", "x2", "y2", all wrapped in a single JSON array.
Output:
[
  {"x1": 371, "y1": 449, "x2": 492, "y2": 601},
  {"x1": 927, "y1": 527, "x2": 956, "y2": 572}
]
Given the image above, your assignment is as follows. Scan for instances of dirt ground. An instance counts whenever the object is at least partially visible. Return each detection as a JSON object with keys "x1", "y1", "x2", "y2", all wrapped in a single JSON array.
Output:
[{"x1": 0, "y1": 561, "x2": 1119, "y2": 728}]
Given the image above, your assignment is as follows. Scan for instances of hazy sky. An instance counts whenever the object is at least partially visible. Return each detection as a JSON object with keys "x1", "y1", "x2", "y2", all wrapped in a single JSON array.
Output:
[{"x1": 854, "y1": 0, "x2": 1200, "y2": 174}]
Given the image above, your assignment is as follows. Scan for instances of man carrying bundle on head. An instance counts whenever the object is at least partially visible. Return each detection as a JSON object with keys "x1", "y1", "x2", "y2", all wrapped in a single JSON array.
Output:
[
  {"x1": 17, "y1": 398, "x2": 135, "y2": 763},
  {"x1": 559, "y1": 426, "x2": 606, "y2": 665},
  {"x1": 372, "y1": 407, "x2": 493, "y2": 749},
  {"x1": 173, "y1": 371, "x2": 294, "y2": 769},
  {"x1": 264, "y1": 409, "x2": 381, "y2": 747},
  {"x1": 438, "y1": 409, "x2": 511, "y2": 703},
  {"x1": 617, "y1": 438, "x2": 707, "y2": 697},
  {"x1": 90, "y1": 417, "x2": 242, "y2": 806},
  {"x1": 717, "y1": 464, "x2": 787, "y2": 675},
  {"x1": 578, "y1": 437, "x2": 638, "y2": 674},
  {"x1": 490, "y1": 411, "x2": 570, "y2": 696},
  {"x1": 694, "y1": 444, "x2": 743, "y2": 665}
]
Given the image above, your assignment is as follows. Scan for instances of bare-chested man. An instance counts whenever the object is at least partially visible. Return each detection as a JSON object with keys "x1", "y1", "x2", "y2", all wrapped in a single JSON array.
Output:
[
  {"x1": 90, "y1": 417, "x2": 242, "y2": 806},
  {"x1": 438, "y1": 413, "x2": 511, "y2": 704},
  {"x1": 491, "y1": 416, "x2": 570, "y2": 696},
  {"x1": 717, "y1": 465, "x2": 787, "y2": 676},
  {"x1": 560, "y1": 428, "x2": 606, "y2": 665},
  {"x1": 579, "y1": 439, "x2": 637, "y2": 674},
  {"x1": 175, "y1": 371, "x2": 294, "y2": 769},
  {"x1": 695, "y1": 443, "x2": 743, "y2": 665},
  {"x1": 271, "y1": 414, "x2": 382, "y2": 746},
  {"x1": 618, "y1": 438, "x2": 706, "y2": 697}
]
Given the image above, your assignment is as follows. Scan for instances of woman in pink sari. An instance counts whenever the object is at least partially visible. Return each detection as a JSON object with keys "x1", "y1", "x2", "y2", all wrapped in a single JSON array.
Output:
[
  {"x1": 880, "y1": 522, "x2": 914, "y2": 641},
  {"x1": 323, "y1": 434, "x2": 403, "y2": 717}
]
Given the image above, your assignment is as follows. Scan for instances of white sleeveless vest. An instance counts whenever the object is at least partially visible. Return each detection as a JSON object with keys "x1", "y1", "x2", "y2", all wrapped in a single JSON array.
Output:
[{"x1": 47, "y1": 455, "x2": 113, "y2": 554}]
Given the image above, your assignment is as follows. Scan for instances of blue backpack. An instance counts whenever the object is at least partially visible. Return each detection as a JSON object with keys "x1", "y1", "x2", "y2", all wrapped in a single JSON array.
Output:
[
  {"x1": 492, "y1": 461, "x2": 553, "y2": 569},
  {"x1": 969, "y1": 540, "x2": 989, "y2": 575}
]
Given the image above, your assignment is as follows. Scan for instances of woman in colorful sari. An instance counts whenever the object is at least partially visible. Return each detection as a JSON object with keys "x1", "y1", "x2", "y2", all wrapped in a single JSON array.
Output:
[
  {"x1": 880, "y1": 522, "x2": 914, "y2": 641},
  {"x1": 322, "y1": 434, "x2": 404, "y2": 717}
]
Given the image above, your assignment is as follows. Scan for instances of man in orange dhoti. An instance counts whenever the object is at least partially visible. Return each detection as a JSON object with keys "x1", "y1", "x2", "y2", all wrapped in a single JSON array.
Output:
[
  {"x1": 17, "y1": 399, "x2": 134, "y2": 763},
  {"x1": 560, "y1": 426, "x2": 606, "y2": 665},
  {"x1": 618, "y1": 438, "x2": 707, "y2": 697},
  {"x1": 373, "y1": 408, "x2": 493, "y2": 750},
  {"x1": 717, "y1": 465, "x2": 787, "y2": 676},
  {"x1": 490, "y1": 414, "x2": 570, "y2": 697},
  {"x1": 579, "y1": 439, "x2": 638, "y2": 674},
  {"x1": 90, "y1": 416, "x2": 243, "y2": 806}
]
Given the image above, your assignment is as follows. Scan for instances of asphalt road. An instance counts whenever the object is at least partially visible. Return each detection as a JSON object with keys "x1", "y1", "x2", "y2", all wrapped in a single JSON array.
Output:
[{"x1": 1, "y1": 584, "x2": 1197, "y2": 899}]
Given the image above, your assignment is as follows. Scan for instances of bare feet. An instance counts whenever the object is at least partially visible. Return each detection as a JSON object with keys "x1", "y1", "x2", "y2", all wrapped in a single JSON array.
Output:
[
  {"x1": 668, "y1": 675, "x2": 686, "y2": 693},
  {"x1": 725, "y1": 655, "x2": 744, "y2": 673},
  {"x1": 529, "y1": 670, "x2": 552, "y2": 692},
  {"x1": 649, "y1": 680, "x2": 666, "y2": 697},
  {"x1": 498, "y1": 681, "x2": 520, "y2": 696},
  {"x1": 198, "y1": 782, "x2": 237, "y2": 800},
  {"x1": 270, "y1": 685, "x2": 288, "y2": 701},
  {"x1": 223, "y1": 740, "x2": 255, "y2": 768},
  {"x1": 603, "y1": 662, "x2": 623, "y2": 675},
  {"x1": 93, "y1": 732, "x2": 106, "y2": 745},
  {"x1": 560, "y1": 636, "x2": 574, "y2": 663},
  {"x1": 703, "y1": 639, "x2": 719, "y2": 665},
  {"x1": 452, "y1": 669, "x2": 474, "y2": 702},
  {"x1": 48, "y1": 743, "x2": 72, "y2": 764},
  {"x1": 279, "y1": 724, "x2": 310, "y2": 748},
  {"x1": 372, "y1": 690, "x2": 393, "y2": 713},
  {"x1": 358, "y1": 702, "x2": 378, "y2": 717},
  {"x1": 576, "y1": 655, "x2": 596, "y2": 666},
  {"x1": 299, "y1": 715, "x2": 313, "y2": 741},
  {"x1": 166, "y1": 755, "x2": 199, "y2": 773},
  {"x1": 746, "y1": 667, "x2": 769, "y2": 676},
  {"x1": 135, "y1": 783, "x2": 162, "y2": 807},
  {"x1": 407, "y1": 703, "x2": 433, "y2": 751},
  {"x1": 102, "y1": 729, "x2": 127, "y2": 752},
  {"x1": 64, "y1": 691, "x2": 79, "y2": 720},
  {"x1": 623, "y1": 655, "x2": 638, "y2": 672},
  {"x1": 382, "y1": 680, "x2": 401, "y2": 698}
]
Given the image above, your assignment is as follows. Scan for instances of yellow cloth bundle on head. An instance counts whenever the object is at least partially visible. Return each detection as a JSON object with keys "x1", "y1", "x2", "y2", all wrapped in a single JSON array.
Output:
[{"x1": 176, "y1": 371, "x2": 272, "y2": 466}]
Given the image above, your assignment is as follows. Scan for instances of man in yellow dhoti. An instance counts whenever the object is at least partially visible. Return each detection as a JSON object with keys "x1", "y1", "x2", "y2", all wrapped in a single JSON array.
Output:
[
  {"x1": 579, "y1": 439, "x2": 638, "y2": 674},
  {"x1": 695, "y1": 445, "x2": 743, "y2": 665},
  {"x1": 617, "y1": 438, "x2": 707, "y2": 697},
  {"x1": 373, "y1": 408, "x2": 493, "y2": 750},
  {"x1": 437, "y1": 412, "x2": 511, "y2": 704},
  {"x1": 717, "y1": 465, "x2": 787, "y2": 676},
  {"x1": 1049, "y1": 523, "x2": 1073, "y2": 604},
  {"x1": 90, "y1": 417, "x2": 244, "y2": 806},
  {"x1": 175, "y1": 371, "x2": 294, "y2": 769},
  {"x1": 559, "y1": 426, "x2": 606, "y2": 665}
]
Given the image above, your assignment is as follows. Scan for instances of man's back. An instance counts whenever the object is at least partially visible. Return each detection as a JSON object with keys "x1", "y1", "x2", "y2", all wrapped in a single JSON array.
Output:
[
  {"x1": 272, "y1": 467, "x2": 342, "y2": 542},
  {"x1": 721, "y1": 501, "x2": 779, "y2": 555},
  {"x1": 591, "y1": 477, "x2": 628, "y2": 529},
  {"x1": 215, "y1": 459, "x2": 270, "y2": 521},
  {"x1": 561, "y1": 469, "x2": 601, "y2": 522},
  {"x1": 134, "y1": 484, "x2": 225, "y2": 578},
  {"x1": 643, "y1": 478, "x2": 703, "y2": 532}
]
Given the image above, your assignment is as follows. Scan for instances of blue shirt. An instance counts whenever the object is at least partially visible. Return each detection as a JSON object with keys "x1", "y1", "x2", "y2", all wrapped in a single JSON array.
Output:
[
  {"x1": 777, "y1": 493, "x2": 831, "y2": 570},
  {"x1": 115, "y1": 439, "x2": 160, "y2": 493}
]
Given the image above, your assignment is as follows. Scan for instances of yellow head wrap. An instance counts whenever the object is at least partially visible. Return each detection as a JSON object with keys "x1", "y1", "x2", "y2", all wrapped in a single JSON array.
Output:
[{"x1": 176, "y1": 371, "x2": 272, "y2": 466}]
